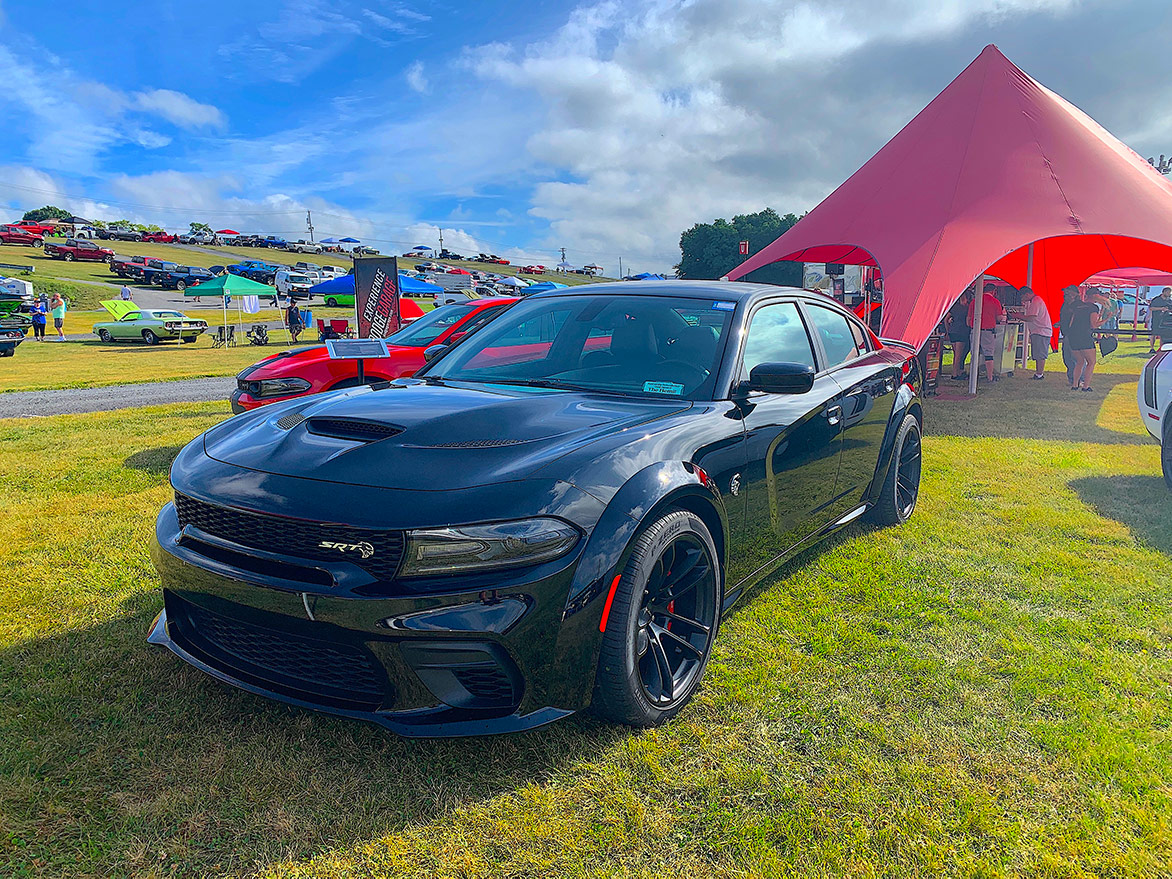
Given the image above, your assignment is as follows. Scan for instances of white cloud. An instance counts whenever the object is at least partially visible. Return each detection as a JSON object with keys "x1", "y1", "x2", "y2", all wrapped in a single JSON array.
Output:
[
  {"x1": 405, "y1": 61, "x2": 429, "y2": 94},
  {"x1": 471, "y1": 0, "x2": 1094, "y2": 269},
  {"x1": 133, "y1": 89, "x2": 226, "y2": 130}
]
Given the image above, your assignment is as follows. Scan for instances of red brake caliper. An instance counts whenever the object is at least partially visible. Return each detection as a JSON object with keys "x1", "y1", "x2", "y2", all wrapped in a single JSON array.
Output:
[{"x1": 666, "y1": 598, "x2": 674, "y2": 632}]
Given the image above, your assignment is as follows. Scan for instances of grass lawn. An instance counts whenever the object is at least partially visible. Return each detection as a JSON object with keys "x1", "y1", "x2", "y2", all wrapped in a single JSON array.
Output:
[{"x1": 0, "y1": 361, "x2": 1169, "y2": 877}]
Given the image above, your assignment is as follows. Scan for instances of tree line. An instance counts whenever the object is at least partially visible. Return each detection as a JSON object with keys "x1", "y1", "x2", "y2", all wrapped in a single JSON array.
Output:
[
  {"x1": 676, "y1": 208, "x2": 804, "y2": 285},
  {"x1": 20, "y1": 204, "x2": 212, "y2": 236}
]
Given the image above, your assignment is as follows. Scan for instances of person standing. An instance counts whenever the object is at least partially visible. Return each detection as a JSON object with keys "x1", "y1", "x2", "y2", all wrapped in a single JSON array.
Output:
[
  {"x1": 1065, "y1": 288, "x2": 1101, "y2": 391},
  {"x1": 287, "y1": 301, "x2": 303, "y2": 343},
  {"x1": 967, "y1": 282, "x2": 1006, "y2": 383},
  {"x1": 1149, "y1": 287, "x2": 1172, "y2": 351},
  {"x1": 1058, "y1": 286, "x2": 1081, "y2": 384},
  {"x1": 29, "y1": 298, "x2": 47, "y2": 341},
  {"x1": 120, "y1": 285, "x2": 132, "y2": 301},
  {"x1": 947, "y1": 289, "x2": 973, "y2": 380},
  {"x1": 1020, "y1": 287, "x2": 1052, "y2": 379},
  {"x1": 49, "y1": 293, "x2": 67, "y2": 341}
]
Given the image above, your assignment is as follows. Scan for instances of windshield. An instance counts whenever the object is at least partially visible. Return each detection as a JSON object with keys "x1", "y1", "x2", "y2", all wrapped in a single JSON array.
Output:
[
  {"x1": 422, "y1": 294, "x2": 733, "y2": 399},
  {"x1": 385, "y1": 303, "x2": 479, "y2": 347},
  {"x1": 288, "y1": 275, "x2": 310, "y2": 284}
]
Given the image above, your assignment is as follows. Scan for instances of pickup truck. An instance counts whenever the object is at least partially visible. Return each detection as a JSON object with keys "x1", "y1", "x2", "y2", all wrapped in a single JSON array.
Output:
[
  {"x1": 258, "y1": 236, "x2": 287, "y2": 249},
  {"x1": 110, "y1": 254, "x2": 151, "y2": 277},
  {"x1": 142, "y1": 231, "x2": 177, "y2": 243},
  {"x1": 98, "y1": 227, "x2": 144, "y2": 242},
  {"x1": 44, "y1": 239, "x2": 115, "y2": 262},
  {"x1": 287, "y1": 240, "x2": 323, "y2": 254},
  {"x1": 228, "y1": 260, "x2": 280, "y2": 284},
  {"x1": 12, "y1": 222, "x2": 56, "y2": 236},
  {"x1": 0, "y1": 225, "x2": 44, "y2": 247},
  {"x1": 128, "y1": 259, "x2": 179, "y2": 285},
  {"x1": 159, "y1": 266, "x2": 216, "y2": 290}
]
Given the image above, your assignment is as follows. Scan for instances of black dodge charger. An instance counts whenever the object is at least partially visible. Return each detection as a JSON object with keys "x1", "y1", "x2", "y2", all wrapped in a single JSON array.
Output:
[{"x1": 149, "y1": 281, "x2": 923, "y2": 736}]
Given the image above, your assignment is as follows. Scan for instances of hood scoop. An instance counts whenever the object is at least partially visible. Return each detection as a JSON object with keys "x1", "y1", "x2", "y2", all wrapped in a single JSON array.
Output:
[
  {"x1": 415, "y1": 438, "x2": 529, "y2": 449},
  {"x1": 305, "y1": 417, "x2": 403, "y2": 443}
]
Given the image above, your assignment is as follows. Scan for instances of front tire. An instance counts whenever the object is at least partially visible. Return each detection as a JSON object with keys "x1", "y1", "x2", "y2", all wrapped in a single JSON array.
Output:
[
  {"x1": 98, "y1": 329, "x2": 112, "y2": 343},
  {"x1": 593, "y1": 509, "x2": 721, "y2": 728},
  {"x1": 176, "y1": 280, "x2": 186, "y2": 291},
  {"x1": 871, "y1": 413, "x2": 922, "y2": 526},
  {"x1": 63, "y1": 252, "x2": 74, "y2": 262},
  {"x1": 326, "y1": 297, "x2": 338, "y2": 307},
  {"x1": 142, "y1": 329, "x2": 159, "y2": 345}
]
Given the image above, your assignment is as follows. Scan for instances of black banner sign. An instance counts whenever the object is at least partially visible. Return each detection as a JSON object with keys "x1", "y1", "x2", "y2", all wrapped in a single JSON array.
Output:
[{"x1": 354, "y1": 255, "x2": 400, "y2": 339}]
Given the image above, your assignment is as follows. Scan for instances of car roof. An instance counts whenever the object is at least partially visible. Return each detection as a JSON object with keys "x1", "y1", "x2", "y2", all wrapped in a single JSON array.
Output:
[{"x1": 524, "y1": 279, "x2": 836, "y2": 305}]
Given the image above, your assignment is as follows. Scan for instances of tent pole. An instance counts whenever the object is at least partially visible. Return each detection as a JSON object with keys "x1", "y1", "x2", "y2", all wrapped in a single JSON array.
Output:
[
  {"x1": 222, "y1": 295, "x2": 228, "y2": 349},
  {"x1": 1023, "y1": 243, "x2": 1035, "y2": 371},
  {"x1": 969, "y1": 276, "x2": 985, "y2": 396},
  {"x1": 1133, "y1": 286, "x2": 1142, "y2": 343}
]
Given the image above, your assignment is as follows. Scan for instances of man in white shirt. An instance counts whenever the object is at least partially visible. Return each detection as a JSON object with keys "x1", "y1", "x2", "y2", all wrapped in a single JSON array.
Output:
[
  {"x1": 1021, "y1": 287, "x2": 1053, "y2": 379},
  {"x1": 120, "y1": 285, "x2": 132, "y2": 301}
]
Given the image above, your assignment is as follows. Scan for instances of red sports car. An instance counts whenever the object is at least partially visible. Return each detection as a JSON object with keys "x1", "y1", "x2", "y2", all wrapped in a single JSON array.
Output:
[{"x1": 230, "y1": 297, "x2": 517, "y2": 412}]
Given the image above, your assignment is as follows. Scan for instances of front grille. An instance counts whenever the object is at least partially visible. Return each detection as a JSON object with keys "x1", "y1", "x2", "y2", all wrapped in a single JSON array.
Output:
[
  {"x1": 176, "y1": 599, "x2": 385, "y2": 708},
  {"x1": 174, "y1": 493, "x2": 404, "y2": 581},
  {"x1": 453, "y1": 667, "x2": 516, "y2": 707}
]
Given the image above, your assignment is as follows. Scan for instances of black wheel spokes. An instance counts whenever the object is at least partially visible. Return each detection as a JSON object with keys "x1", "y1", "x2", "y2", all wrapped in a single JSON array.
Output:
[
  {"x1": 895, "y1": 430, "x2": 922, "y2": 517},
  {"x1": 636, "y1": 535, "x2": 717, "y2": 706}
]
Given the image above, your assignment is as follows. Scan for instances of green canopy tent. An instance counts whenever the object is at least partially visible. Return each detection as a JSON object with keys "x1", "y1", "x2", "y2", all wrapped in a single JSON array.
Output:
[{"x1": 184, "y1": 274, "x2": 276, "y2": 345}]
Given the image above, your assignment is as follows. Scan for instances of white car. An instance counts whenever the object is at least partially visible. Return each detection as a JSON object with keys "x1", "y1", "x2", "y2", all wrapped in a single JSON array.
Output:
[
  {"x1": 288, "y1": 240, "x2": 323, "y2": 254},
  {"x1": 1138, "y1": 346, "x2": 1172, "y2": 487}
]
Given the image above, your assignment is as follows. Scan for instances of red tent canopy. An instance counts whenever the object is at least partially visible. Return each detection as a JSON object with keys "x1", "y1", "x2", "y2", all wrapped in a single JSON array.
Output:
[
  {"x1": 727, "y1": 45, "x2": 1172, "y2": 349},
  {"x1": 215, "y1": 229, "x2": 239, "y2": 235}
]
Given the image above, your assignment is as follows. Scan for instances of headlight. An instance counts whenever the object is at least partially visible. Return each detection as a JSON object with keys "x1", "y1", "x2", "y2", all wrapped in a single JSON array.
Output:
[
  {"x1": 399, "y1": 518, "x2": 580, "y2": 577},
  {"x1": 254, "y1": 377, "x2": 312, "y2": 397}
]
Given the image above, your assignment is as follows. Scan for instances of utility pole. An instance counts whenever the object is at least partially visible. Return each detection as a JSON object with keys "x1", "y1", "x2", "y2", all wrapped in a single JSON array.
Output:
[
  {"x1": 438, "y1": 229, "x2": 444, "y2": 255},
  {"x1": 619, "y1": 256, "x2": 623, "y2": 278},
  {"x1": 306, "y1": 210, "x2": 314, "y2": 243}
]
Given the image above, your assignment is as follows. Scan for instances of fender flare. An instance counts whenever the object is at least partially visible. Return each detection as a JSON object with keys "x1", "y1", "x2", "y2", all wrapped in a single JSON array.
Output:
[
  {"x1": 865, "y1": 382, "x2": 922, "y2": 505},
  {"x1": 549, "y1": 461, "x2": 729, "y2": 709}
]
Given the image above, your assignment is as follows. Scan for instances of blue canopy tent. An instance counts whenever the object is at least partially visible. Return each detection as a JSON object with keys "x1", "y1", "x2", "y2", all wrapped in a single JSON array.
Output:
[
  {"x1": 307, "y1": 274, "x2": 442, "y2": 297},
  {"x1": 320, "y1": 237, "x2": 339, "y2": 244},
  {"x1": 523, "y1": 281, "x2": 569, "y2": 294},
  {"x1": 628, "y1": 272, "x2": 667, "y2": 281},
  {"x1": 339, "y1": 237, "x2": 361, "y2": 243}
]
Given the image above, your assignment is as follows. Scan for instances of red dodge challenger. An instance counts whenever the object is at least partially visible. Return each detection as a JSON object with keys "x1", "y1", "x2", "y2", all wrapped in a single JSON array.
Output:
[{"x1": 230, "y1": 297, "x2": 518, "y2": 412}]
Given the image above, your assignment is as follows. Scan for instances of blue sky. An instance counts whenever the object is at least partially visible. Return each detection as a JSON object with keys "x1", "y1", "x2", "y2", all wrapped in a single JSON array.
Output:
[{"x1": 1, "y1": 0, "x2": 1169, "y2": 273}]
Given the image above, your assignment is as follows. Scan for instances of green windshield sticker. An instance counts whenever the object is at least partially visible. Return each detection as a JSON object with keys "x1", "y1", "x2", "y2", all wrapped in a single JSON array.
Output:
[{"x1": 643, "y1": 380, "x2": 684, "y2": 395}]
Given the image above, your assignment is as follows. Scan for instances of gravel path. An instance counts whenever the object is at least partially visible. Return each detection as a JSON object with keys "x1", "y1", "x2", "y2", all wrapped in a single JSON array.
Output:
[{"x1": 0, "y1": 376, "x2": 234, "y2": 418}]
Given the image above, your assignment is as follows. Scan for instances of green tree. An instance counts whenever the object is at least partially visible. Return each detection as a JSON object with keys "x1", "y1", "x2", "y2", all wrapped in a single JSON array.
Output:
[
  {"x1": 676, "y1": 208, "x2": 803, "y2": 285},
  {"x1": 189, "y1": 221, "x2": 212, "y2": 234},
  {"x1": 21, "y1": 205, "x2": 72, "y2": 223}
]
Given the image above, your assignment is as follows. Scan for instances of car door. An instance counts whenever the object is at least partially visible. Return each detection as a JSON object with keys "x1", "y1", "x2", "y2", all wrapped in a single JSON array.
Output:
[
  {"x1": 801, "y1": 304, "x2": 900, "y2": 520},
  {"x1": 114, "y1": 312, "x2": 142, "y2": 339},
  {"x1": 729, "y1": 300, "x2": 844, "y2": 583}
]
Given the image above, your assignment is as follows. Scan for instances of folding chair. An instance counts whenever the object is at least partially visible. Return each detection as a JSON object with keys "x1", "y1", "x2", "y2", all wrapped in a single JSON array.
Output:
[
  {"x1": 210, "y1": 326, "x2": 226, "y2": 348},
  {"x1": 225, "y1": 325, "x2": 237, "y2": 347},
  {"x1": 317, "y1": 318, "x2": 330, "y2": 342},
  {"x1": 329, "y1": 319, "x2": 351, "y2": 338}
]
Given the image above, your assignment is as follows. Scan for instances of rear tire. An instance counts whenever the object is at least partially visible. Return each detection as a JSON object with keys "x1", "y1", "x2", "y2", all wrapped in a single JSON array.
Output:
[
  {"x1": 871, "y1": 413, "x2": 922, "y2": 526},
  {"x1": 63, "y1": 252, "x2": 74, "y2": 261},
  {"x1": 142, "y1": 329, "x2": 159, "y2": 345},
  {"x1": 176, "y1": 280, "x2": 186, "y2": 291},
  {"x1": 98, "y1": 329, "x2": 112, "y2": 343},
  {"x1": 593, "y1": 509, "x2": 721, "y2": 728},
  {"x1": 326, "y1": 297, "x2": 338, "y2": 307}
]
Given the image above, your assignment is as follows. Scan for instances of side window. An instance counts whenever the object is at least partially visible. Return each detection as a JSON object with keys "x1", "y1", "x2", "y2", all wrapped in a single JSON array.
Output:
[
  {"x1": 805, "y1": 305, "x2": 863, "y2": 368},
  {"x1": 741, "y1": 302, "x2": 815, "y2": 381},
  {"x1": 122, "y1": 312, "x2": 141, "y2": 321},
  {"x1": 849, "y1": 319, "x2": 871, "y2": 353},
  {"x1": 455, "y1": 307, "x2": 503, "y2": 337}
]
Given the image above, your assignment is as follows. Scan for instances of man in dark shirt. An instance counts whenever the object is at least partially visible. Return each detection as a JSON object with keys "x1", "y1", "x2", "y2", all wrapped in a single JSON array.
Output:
[{"x1": 1149, "y1": 287, "x2": 1172, "y2": 351}]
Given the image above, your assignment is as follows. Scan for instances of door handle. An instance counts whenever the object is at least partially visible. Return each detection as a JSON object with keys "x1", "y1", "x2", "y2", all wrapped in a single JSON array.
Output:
[{"x1": 825, "y1": 404, "x2": 843, "y2": 426}]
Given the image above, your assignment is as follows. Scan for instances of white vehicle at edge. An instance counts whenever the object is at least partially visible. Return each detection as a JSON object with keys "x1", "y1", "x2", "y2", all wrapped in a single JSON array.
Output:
[
  {"x1": 1137, "y1": 346, "x2": 1172, "y2": 488},
  {"x1": 288, "y1": 239, "x2": 323, "y2": 254},
  {"x1": 273, "y1": 270, "x2": 314, "y2": 298}
]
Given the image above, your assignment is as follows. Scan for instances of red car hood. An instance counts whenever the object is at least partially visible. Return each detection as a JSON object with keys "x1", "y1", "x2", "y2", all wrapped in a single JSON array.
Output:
[{"x1": 240, "y1": 344, "x2": 423, "y2": 379}]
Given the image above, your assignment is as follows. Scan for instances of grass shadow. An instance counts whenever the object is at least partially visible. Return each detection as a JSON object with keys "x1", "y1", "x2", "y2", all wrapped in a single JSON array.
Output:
[
  {"x1": 124, "y1": 445, "x2": 185, "y2": 475},
  {"x1": 927, "y1": 371, "x2": 1153, "y2": 445},
  {"x1": 1070, "y1": 474, "x2": 1172, "y2": 557},
  {"x1": 0, "y1": 598, "x2": 629, "y2": 875}
]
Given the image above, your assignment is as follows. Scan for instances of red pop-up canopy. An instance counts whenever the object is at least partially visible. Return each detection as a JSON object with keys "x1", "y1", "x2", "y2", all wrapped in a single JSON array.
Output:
[{"x1": 727, "y1": 45, "x2": 1172, "y2": 349}]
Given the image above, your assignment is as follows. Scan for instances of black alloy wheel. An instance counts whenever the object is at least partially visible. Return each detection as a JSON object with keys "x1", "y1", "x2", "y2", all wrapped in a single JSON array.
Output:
[
  {"x1": 142, "y1": 329, "x2": 159, "y2": 345},
  {"x1": 176, "y1": 280, "x2": 187, "y2": 291},
  {"x1": 872, "y1": 413, "x2": 922, "y2": 525},
  {"x1": 326, "y1": 297, "x2": 338, "y2": 307},
  {"x1": 594, "y1": 509, "x2": 720, "y2": 727},
  {"x1": 63, "y1": 252, "x2": 74, "y2": 261}
]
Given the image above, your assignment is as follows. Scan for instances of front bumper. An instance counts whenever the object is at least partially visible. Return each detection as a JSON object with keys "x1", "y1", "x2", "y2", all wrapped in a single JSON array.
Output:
[{"x1": 149, "y1": 496, "x2": 599, "y2": 737}]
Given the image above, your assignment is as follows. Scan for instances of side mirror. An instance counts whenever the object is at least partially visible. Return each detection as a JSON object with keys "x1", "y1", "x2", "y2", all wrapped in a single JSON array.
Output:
[
  {"x1": 447, "y1": 330, "x2": 467, "y2": 343},
  {"x1": 746, "y1": 362, "x2": 816, "y2": 394},
  {"x1": 423, "y1": 344, "x2": 448, "y2": 363}
]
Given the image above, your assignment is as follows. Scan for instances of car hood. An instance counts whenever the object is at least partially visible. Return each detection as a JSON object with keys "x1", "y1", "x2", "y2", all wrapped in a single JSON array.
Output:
[
  {"x1": 240, "y1": 344, "x2": 425, "y2": 379},
  {"x1": 204, "y1": 380, "x2": 691, "y2": 491}
]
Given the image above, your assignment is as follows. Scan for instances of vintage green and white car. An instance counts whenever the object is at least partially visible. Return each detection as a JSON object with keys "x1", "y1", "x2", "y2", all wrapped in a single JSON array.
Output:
[{"x1": 92, "y1": 301, "x2": 208, "y2": 344}]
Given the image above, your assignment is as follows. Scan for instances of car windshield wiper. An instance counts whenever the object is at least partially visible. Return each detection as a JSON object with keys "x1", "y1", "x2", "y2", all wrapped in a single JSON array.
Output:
[{"x1": 439, "y1": 376, "x2": 621, "y2": 394}]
